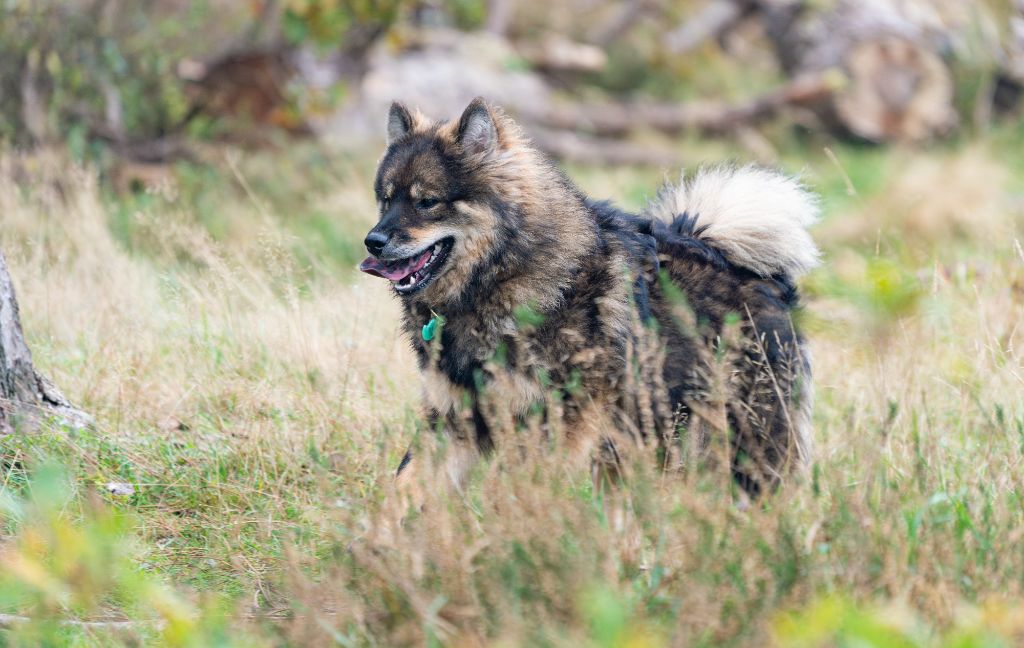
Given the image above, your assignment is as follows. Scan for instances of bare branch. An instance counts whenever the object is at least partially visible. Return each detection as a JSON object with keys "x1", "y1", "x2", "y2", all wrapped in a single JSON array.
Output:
[
  {"x1": 485, "y1": 0, "x2": 514, "y2": 36},
  {"x1": 590, "y1": 0, "x2": 657, "y2": 47},
  {"x1": 0, "y1": 613, "x2": 164, "y2": 631},
  {"x1": 664, "y1": 0, "x2": 751, "y2": 55}
]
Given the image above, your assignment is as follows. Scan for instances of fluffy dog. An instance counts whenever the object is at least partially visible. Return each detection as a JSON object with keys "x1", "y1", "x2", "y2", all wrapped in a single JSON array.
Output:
[{"x1": 360, "y1": 97, "x2": 818, "y2": 497}]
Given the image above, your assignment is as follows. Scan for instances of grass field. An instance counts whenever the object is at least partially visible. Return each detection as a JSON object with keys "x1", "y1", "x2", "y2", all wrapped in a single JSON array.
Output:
[{"x1": 1, "y1": 124, "x2": 1024, "y2": 646}]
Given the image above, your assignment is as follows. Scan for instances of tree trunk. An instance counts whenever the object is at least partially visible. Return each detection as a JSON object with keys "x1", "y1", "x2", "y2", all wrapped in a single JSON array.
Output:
[
  {"x1": 759, "y1": 0, "x2": 958, "y2": 143},
  {"x1": 0, "y1": 249, "x2": 90, "y2": 434}
]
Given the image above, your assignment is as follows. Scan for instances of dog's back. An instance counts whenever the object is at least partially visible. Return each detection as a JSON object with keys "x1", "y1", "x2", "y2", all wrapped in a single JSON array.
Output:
[{"x1": 638, "y1": 165, "x2": 818, "y2": 494}]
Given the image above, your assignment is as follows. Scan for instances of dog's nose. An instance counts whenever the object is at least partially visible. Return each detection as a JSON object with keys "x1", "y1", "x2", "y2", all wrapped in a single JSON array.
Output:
[{"x1": 364, "y1": 231, "x2": 389, "y2": 256}]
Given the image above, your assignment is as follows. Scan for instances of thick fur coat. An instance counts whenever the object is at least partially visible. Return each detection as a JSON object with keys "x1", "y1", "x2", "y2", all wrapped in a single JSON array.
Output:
[{"x1": 360, "y1": 98, "x2": 818, "y2": 496}]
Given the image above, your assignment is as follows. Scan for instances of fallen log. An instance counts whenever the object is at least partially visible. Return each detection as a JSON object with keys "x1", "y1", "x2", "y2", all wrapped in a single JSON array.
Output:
[
  {"x1": 522, "y1": 70, "x2": 839, "y2": 137},
  {"x1": 759, "y1": 0, "x2": 959, "y2": 142},
  {"x1": 993, "y1": 0, "x2": 1024, "y2": 117},
  {"x1": 529, "y1": 128, "x2": 682, "y2": 167}
]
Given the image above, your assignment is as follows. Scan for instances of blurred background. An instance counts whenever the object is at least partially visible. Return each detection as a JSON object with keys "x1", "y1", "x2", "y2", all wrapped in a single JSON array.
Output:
[
  {"x1": 2, "y1": 0, "x2": 1022, "y2": 274},
  {"x1": 2, "y1": 1, "x2": 1024, "y2": 646},
  {"x1": 2, "y1": 0, "x2": 1023, "y2": 169}
]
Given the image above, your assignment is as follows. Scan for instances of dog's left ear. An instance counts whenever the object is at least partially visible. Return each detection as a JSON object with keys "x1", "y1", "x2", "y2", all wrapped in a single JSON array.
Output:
[
  {"x1": 387, "y1": 102, "x2": 414, "y2": 145},
  {"x1": 457, "y1": 97, "x2": 498, "y2": 157}
]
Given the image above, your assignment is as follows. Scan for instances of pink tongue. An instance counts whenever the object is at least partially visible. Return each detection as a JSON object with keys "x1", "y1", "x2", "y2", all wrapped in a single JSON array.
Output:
[{"x1": 359, "y1": 248, "x2": 433, "y2": 282}]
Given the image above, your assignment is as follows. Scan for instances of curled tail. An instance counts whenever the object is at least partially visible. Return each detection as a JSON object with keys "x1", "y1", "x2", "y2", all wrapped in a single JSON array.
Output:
[{"x1": 645, "y1": 165, "x2": 821, "y2": 278}]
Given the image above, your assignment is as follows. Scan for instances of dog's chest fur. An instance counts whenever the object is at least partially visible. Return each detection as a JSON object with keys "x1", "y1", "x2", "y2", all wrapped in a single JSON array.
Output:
[{"x1": 400, "y1": 217, "x2": 642, "y2": 437}]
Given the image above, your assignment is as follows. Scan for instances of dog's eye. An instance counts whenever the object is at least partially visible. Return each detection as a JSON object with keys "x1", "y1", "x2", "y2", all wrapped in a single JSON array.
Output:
[
  {"x1": 380, "y1": 197, "x2": 390, "y2": 211},
  {"x1": 416, "y1": 198, "x2": 440, "y2": 210}
]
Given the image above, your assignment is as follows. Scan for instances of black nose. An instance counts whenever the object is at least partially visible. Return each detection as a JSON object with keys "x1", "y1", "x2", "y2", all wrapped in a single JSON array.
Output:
[{"x1": 364, "y1": 231, "x2": 389, "y2": 256}]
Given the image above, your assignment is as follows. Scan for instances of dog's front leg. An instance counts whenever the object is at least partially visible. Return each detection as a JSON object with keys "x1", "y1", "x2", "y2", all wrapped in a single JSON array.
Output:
[
  {"x1": 394, "y1": 433, "x2": 479, "y2": 489},
  {"x1": 393, "y1": 409, "x2": 482, "y2": 512},
  {"x1": 393, "y1": 447, "x2": 423, "y2": 511}
]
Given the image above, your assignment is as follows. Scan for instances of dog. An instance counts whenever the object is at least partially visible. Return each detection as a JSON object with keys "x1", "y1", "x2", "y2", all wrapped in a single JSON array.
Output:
[{"x1": 360, "y1": 97, "x2": 818, "y2": 498}]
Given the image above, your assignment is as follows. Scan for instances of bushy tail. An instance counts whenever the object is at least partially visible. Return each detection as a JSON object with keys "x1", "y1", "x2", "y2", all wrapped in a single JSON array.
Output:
[{"x1": 645, "y1": 165, "x2": 821, "y2": 278}]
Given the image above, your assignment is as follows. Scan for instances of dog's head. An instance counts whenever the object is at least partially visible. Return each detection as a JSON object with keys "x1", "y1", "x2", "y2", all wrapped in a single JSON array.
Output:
[{"x1": 360, "y1": 97, "x2": 537, "y2": 306}]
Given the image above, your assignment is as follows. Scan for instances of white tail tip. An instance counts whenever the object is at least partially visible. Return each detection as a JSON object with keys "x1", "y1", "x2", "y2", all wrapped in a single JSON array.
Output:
[{"x1": 646, "y1": 165, "x2": 821, "y2": 278}]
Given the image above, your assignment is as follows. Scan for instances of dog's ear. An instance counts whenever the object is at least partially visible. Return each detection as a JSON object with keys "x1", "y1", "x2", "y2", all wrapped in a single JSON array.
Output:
[
  {"x1": 457, "y1": 97, "x2": 498, "y2": 157},
  {"x1": 387, "y1": 102, "x2": 414, "y2": 144}
]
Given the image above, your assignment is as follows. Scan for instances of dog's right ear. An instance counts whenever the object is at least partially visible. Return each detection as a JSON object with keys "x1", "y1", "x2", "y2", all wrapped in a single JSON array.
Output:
[
  {"x1": 387, "y1": 102, "x2": 414, "y2": 145},
  {"x1": 457, "y1": 97, "x2": 498, "y2": 157}
]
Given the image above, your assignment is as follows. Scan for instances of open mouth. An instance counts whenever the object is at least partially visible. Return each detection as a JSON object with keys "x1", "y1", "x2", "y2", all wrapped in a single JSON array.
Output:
[{"x1": 359, "y1": 237, "x2": 454, "y2": 294}]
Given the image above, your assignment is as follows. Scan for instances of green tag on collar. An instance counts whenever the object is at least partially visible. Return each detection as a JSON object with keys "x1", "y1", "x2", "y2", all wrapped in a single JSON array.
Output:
[{"x1": 421, "y1": 316, "x2": 438, "y2": 341}]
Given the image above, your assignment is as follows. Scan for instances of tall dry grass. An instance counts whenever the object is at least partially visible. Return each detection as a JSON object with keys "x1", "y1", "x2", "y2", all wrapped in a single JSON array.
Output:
[
  {"x1": 1, "y1": 151, "x2": 419, "y2": 438},
  {"x1": 0, "y1": 142, "x2": 1023, "y2": 646}
]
